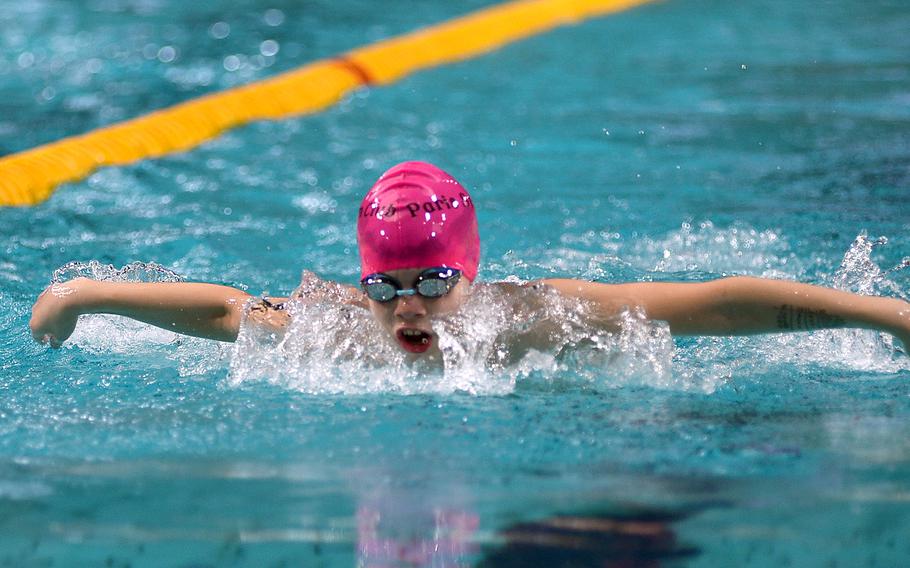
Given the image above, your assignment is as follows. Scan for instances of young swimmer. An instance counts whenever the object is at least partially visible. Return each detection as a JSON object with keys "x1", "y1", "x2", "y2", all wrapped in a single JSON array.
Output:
[{"x1": 29, "y1": 161, "x2": 910, "y2": 360}]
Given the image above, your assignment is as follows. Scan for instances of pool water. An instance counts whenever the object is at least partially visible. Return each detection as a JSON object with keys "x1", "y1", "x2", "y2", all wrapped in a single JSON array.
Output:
[{"x1": 2, "y1": 0, "x2": 910, "y2": 565}]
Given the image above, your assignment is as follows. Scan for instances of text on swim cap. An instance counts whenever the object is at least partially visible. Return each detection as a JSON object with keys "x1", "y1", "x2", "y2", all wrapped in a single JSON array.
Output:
[{"x1": 359, "y1": 193, "x2": 473, "y2": 219}]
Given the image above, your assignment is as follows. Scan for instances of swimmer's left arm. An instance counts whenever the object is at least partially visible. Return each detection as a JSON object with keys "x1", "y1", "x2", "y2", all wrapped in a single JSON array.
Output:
[{"x1": 543, "y1": 276, "x2": 910, "y2": 350}]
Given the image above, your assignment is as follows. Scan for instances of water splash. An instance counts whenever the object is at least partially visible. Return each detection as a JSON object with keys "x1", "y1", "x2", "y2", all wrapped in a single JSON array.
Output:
[
  {"x1": 228, "y1": 273, "x2": 680, "y2": 395},
  {"x1": 51, "y1": 260, "x2": 184, "y2": 284},
  {"x1": 832, "y1": 232, "x2": 909, "y2": 299},
  {"x1": 437, "y1": 284, "x2": 679, "y2": 391}
]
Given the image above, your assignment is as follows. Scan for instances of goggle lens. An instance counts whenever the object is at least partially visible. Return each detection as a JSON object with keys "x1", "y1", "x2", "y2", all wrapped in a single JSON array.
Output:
[
  {"x1": 363, "y1": 280, "x2": 397, "y2": 302},
  {"x1": 416, "y1": 276, "x2": 450, "y2": 297}
]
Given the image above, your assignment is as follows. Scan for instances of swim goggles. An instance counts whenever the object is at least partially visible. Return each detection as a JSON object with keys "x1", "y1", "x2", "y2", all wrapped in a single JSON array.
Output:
[{"x1": 360, "y1": 267, "x2": 462, "y2": 303}]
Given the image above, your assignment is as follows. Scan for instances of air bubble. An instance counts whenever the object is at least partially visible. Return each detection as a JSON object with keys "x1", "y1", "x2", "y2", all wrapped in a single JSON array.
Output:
[
  {"x1": 259, "y1": 40, "x2": 279, "y2": 57},
  {"x1": 17, "y1": 52, "x2": 35, "y2": 68},
  {"x1": 157, "y1": 46, "x2": 177, "y2": 63},
  {"x1": 264, "y1": 9, "x2": 285, "y2": 26},
  {"x1": 223, "y1": 55, "x2": 241, "y2": 72},
  {"x1": 210, "y1": 21, "x2": 230, "y2": 39}
]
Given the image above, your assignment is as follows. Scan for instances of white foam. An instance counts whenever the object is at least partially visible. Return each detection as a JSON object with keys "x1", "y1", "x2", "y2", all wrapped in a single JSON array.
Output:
[{"x1": 227, "y1": 273, "x2": 683, "y2": 395}]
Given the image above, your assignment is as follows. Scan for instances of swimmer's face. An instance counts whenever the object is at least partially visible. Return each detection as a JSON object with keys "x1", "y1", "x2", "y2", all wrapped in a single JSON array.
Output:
[{"x1": 366, "y1": 267, "x2": 470, "y2": 356}]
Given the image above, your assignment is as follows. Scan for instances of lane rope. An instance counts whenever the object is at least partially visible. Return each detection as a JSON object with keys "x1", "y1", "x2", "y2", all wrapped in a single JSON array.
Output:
[{"x1": 0, "y1": 0, "x2": 656, "y2": 207}]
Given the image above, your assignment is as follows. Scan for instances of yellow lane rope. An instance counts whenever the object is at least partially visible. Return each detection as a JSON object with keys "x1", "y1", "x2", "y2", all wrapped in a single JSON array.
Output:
[{"x1": 0, "y1": 0, "x2": 656, "y2": 207}]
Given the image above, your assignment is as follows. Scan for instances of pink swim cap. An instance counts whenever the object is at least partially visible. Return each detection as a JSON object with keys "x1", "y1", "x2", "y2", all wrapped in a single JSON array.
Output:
[{"x1": 357, "y1": 161, "x2": 480, "y2": 281}]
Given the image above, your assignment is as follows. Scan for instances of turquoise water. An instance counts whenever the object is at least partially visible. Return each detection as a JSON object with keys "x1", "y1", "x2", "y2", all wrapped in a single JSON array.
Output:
[{"x1": 2, "y1": 0, "x2": 910, "y2": 565}]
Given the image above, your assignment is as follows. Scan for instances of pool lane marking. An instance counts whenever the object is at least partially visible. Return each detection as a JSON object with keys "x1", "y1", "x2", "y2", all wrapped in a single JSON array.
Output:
[{"x1": 0, "y1": 0, "x2": 657, "y2": 207}]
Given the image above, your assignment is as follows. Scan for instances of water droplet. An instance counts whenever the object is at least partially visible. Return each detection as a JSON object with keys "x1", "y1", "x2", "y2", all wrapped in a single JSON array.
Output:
[
  {"x1": 259, "y1": 40, "x2": 279, "y2": 57},
  {"x1": 17, "y1": 52, "x2": 35, "y2": 68},
  {"x1": 210, "y1": 21, "x2": 230, "y2": 39},
  {"x1": 157, "y1": 46, "x2": 177, "y2": 63},
  {"x1": 223, "y1": 55, "x2": 241, "y2": 72},
  {"x1": 264, "y1": 9, "x2": 285, "y2": 27}
]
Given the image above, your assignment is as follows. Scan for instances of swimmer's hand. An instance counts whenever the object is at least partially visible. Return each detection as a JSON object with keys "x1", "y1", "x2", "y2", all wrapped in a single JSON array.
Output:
[{"x1": 30, "y1": 278, "x2": 87, "y2": 348}]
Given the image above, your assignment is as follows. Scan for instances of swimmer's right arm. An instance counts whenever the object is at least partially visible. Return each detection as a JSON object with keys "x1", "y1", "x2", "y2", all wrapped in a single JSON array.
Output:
[{"x1": 29, "y1": 277, "x2": 254, "y2": 346}]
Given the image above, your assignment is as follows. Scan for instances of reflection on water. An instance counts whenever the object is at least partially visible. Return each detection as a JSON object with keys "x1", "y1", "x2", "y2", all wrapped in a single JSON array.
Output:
[
  {"x1": 479, "y1": 511, "x2": 699, "y2": 568},
  {"x1": 347, "y1": 469, "x2": 700, "y2": 568},
  {"x1": 358, "y1": 506, "x2": 479, "y2": 567},
  {"x1": 351, "y1": 476, "x2": 699, "y2": 568}
]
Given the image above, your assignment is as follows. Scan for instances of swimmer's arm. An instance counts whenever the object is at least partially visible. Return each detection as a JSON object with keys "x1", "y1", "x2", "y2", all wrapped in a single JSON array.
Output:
[
  {"x1": 543, "y1": 277, "x2": 910, "y2": 349},
  {"x1": 30, "y1": 277, "x2": 253, "y2": 346}
]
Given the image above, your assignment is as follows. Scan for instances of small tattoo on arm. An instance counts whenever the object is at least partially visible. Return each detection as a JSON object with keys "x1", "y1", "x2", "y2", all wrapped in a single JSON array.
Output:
[{"x1": 776, "y1": 304, "x2": 846, "y2": 331}]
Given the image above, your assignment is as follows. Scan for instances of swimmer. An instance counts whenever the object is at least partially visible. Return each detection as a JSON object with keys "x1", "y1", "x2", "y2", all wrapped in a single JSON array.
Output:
[{"x1": 29, "y1": 161, "x2": 910, "y2": 360}]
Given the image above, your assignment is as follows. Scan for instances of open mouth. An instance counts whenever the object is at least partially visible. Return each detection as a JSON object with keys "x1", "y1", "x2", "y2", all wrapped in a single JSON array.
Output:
[{"x1": 396, "y1": 328, "x2": 433, "y2": 354}]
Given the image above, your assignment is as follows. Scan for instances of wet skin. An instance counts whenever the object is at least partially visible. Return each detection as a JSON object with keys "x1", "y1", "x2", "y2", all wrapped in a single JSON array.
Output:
[{"x1": 365, "y1": 268, "x2": 471, "y2": 357}]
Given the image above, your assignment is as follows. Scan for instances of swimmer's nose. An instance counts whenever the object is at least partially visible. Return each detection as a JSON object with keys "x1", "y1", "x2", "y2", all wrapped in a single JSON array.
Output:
[{"x1": 393, "y1": 294, "x2": 427, "y2": 319}]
